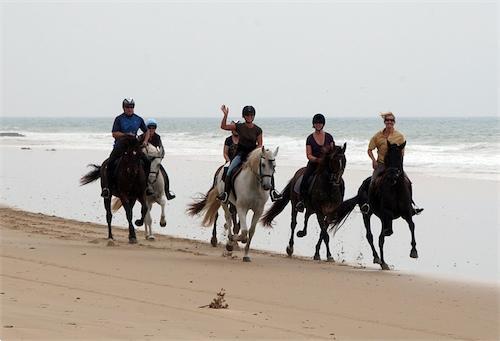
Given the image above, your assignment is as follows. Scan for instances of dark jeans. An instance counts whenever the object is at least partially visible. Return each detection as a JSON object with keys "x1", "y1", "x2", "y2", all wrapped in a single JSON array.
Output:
[{"x1": 106, "y1": 142, "x2": 150, "y2": 190}]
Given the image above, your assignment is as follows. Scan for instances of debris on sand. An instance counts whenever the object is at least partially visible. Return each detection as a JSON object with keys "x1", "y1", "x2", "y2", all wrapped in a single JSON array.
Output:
[{"x1": 200, "y1": 288, "x2": 229, "y2": 309}]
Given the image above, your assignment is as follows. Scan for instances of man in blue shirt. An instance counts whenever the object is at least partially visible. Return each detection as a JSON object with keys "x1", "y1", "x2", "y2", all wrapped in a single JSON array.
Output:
[{"x1": 101, "y1": 98, "x2": 152, "y2": 198}]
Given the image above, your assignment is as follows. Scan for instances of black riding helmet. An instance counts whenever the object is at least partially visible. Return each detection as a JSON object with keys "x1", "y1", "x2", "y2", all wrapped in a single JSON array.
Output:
[
  {"x1": 122, "y1": 98, "x2": 135, "y2": 108},
  {"x1": 312, "y1": 113, "x2": 326, "y2": 125},
  {"x1": 242, "y1": 105, "x2": 256, "y2": 117}
]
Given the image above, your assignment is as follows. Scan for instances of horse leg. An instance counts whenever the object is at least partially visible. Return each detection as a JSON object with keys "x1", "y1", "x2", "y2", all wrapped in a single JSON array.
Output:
[
  {"x1": 287, "y1": 208, "x2": 298, "y2": 256},
  {"x1": 145, "y1": 204, "x2": 154, "y2": 240},
  {"x1": 404, "y1": 215, "x2": 418, "y2": 259},
  {"x1": 211, "y1": 212, "x2": 218, "y2": 247},
  {"x1": 123, "y1": 200, "x2": 137, "y2": 244},
  {"x1": 378, "y1": 217, "x2": 391, "y2": 270},
  {"x1": 159, "y1": 197, "x2": 167, "y2": 227},
  {"x1": 297, "y1": 210, "x2": 312, "y2": 238},
  {"x1": 363, "y1": 213, "x2": 380, "y2": 264},
  {"x1": 230, "y1": 205, "x2": 240, "y2": 235},
  {"x1": 222, "y1": 204, "x2": 236, "y2": 252},
  {"x1": 104, "y1": 197, "x2": 113, "y2": 241},
  {"x1": 233, "y1": 207, "x2": 249, "y2": 244},
  {"x1": 313, "y1": 214, "x2": 325, "y2": 261},
  {"x1": 242, "y1": 209, "x2": 261, "y2": 262},
  {"x1": 322, "y1": 223, "x2": 334, "y2": 262}
]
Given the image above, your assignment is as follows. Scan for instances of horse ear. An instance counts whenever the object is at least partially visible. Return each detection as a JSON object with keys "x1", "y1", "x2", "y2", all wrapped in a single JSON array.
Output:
[
  {"x1": 342, "y1": 142, "x2": 346, "y2": 153},
  {"x1": 261, "y1": 146, "x2": 265, "y2": 154},
  {"x1": 273, "y1": 146, "x2": 279, "y2": 157}
]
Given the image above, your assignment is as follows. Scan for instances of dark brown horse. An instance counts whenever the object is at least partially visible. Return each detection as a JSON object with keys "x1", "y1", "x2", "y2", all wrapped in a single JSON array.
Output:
[
  {"x1": 80, "y1": 136, "x2": 148, "y2": 244},
  {"x1": 261, "y1": 143, "x2": 347, "y2": 261},
  {"x1": 328, "y1": 141, "x2": 419, "y2": 270}
]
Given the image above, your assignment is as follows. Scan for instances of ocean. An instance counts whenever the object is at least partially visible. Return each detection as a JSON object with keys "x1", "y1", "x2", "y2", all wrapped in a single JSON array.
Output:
[{"x1": 1, "y1": 116, "x2": 499, "y2": 180}]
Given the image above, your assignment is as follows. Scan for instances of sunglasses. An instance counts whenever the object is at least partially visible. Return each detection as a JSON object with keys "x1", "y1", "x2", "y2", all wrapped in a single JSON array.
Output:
[
  {"x1": 384, "y1": 119, "x2": 395, "y2": 123},
  {"x1": 147, "y1": 125, "x2": 157, "y2": 129},
  {"x1": 124, "y1": 105, "x2": 135, "y2": 109}
]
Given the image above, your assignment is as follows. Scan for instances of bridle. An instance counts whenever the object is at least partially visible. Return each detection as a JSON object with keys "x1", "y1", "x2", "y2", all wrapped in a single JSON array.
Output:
[{"x1": 258, "y1": 154, "x2": 275, "y2": 186}]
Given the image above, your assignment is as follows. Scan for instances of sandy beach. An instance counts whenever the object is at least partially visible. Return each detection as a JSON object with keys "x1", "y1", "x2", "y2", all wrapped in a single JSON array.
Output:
[{"x1": 1, "y1": 206, "x2": 499, "y2": 340}]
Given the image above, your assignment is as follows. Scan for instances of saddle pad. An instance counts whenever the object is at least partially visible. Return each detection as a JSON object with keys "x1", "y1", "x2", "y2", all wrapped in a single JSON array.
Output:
[{"x1": 293, "y1": 174, "x2": 304, "y2": 194}]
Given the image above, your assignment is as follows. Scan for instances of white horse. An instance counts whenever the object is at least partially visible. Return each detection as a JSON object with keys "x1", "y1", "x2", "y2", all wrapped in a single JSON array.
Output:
[
  {"x1": 112, "y1": 143, "x2": 167, "y2": 240},
  {"x1": 188, "y1": 146, "x2": 279, "y2": 262}
]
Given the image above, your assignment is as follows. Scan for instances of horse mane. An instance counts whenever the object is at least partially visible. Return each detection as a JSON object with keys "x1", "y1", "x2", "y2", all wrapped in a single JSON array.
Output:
[
  {"x1": 316, "y1": 145, "x2": 337, "y2": 174},
  {"x1": 243, "y1": 147, "x2": 264, "y2": 172}
]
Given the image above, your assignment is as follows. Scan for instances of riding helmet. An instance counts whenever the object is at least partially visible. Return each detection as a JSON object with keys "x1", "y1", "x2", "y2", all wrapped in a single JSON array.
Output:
[
  {"x1": 122, "y1": 98, "x2": 135, "y2": 107},
  {"x1": 146, "y1": 118, "x2": 157, "y2": 128},
  {"x1": 242, "y1": 105, "x2": 256, "y2": 117},
  {"x1": 312, "y1": 113, "x2": 326, "y2": 125}
]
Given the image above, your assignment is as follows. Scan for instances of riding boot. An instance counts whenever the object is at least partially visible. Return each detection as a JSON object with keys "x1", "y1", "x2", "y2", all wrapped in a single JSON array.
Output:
[
  {"x1": 269, "y1": 175, "x2": 283, "y2": 202},
  {"x1": 296, "y1": 192, "x2": 305, "y2": 212},
  {"x1": 411, "y1": 205, "x2": 424, "y2": 216},
  {"x1": 161, "y1": 166, "x2": 176, "y2": 200},
  {"x1": 217, "y1": 177, "x2": 231, "y2": 204},
  {"x1": 101, "y1": 162, "x2": 114, "y2": 199},
  {"x1": 141, "y1": 155, "x2": 154, "y2": 196}
]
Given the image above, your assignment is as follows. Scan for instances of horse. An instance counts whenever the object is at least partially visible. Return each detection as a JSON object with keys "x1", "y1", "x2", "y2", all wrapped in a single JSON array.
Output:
[
  {"x1": 111, "y1": 143, "x2": 167, "y2": 240},
  {"x1": 328, "y1": 141, "x2": 418, "y2": 270},
  {"x1": 261, "y1": 143, "x2": 347, "y2": 261},
  {"x1": 80, "y1": 135, "x2": 148, "y2": 244},
  {"x1": 187, "y1": 146, "x2": 278, "y2": 262}
]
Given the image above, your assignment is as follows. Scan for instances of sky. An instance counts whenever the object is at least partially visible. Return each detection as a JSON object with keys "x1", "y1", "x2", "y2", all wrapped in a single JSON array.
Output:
[{"x1": 1, "y1": 1, "x2": 497, "y2": 118}]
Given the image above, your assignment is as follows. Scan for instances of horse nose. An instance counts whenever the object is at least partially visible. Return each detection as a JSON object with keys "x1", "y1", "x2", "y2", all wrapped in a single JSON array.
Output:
[{"x1": 262, "y1": 183, "x2": 272, "y2": 190}]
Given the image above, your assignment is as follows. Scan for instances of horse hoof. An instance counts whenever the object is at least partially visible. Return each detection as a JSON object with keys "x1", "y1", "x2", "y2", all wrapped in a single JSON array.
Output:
[
  {"x1": 240, "y1": 238, "x2": 248, "y2": 244},
  {"x1": 129, "y1": 238, "x2": 138, "y2": 244},
  {"x1": 381, "y1": 263, "x2": 390, "y2": 270},
  {"x1": 297, "y1": 230, "x2": 307, "y2": 238},
  {"x1": 313, "y1": 255, "x2": 320, "y2": 261},
  {"x1": 410, "y1": 249, "x2": 418, "y2": 259},
  {"x1": 286, "y1": 246, "x2": 293, "y2": 256},
  {"x1": 243, "y1": 256, "x2": 251, "y2": 262},
  {"x1": 107, "y1": 239, "x2": 115, "y2": 247},
  {"x1": 160, "y1": 221, "x2": 166, "y2": 227},
  {"x1": 135, "y1": 219, "x2": 143, "y2": 226},
  {"x1": 373, "y1": 257, "x2": 381, "y2": 264},
  {"x1": 226, "y1": 244, "x2": 233, "y2": 252},
  {"x1": 147, "y1": 235, "x2": 155, "y2": 241},
  {"x1": 327, "y1": 256, "x2": 335, "y2": 262},
  {"x1": 210, "y1": 237, "x2": 218, "y2": 247}
]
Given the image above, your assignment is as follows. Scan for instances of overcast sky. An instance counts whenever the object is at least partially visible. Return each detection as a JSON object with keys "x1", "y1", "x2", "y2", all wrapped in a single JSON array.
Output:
[{"x1": 1, "y1": 1, "x2": 497, "y2": 117}]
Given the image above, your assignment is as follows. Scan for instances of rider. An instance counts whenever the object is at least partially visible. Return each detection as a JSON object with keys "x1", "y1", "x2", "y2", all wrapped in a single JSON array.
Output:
[
  {"x1": 366, "y1": 111, "x2": 423, "y2": 215},
  {"x1": 101, "y1": 98, "x2": 152, "y2": 199},
  {"x1": 295, "y1": 113, "x2": 335, "y2": 212},
  {"x1": 223, "y1": 121, "x2": 239, "y2": 165},
  {"x1": 138, "y1": 118, "x2": 176, "y2": 200},
  {"x1": 217, "y1": 104, "x2": 282, "y2": 204}
]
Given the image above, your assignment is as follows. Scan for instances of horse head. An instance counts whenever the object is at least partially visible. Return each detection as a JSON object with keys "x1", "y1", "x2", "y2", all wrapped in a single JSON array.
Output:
[
  {"x1": 143, "y1": 143, "x2": 164, "y2": 184},
  {"x1": 246, "y1": 146, "x2": 278, "y2": 191},
  {"x1": 118, "y1": 136, "x2": 144, "y2": 177},
  {"x1": 383, "y1": 141, "x2": 406, "y2": 186},
  {"x1": 319, "y1": 143, "x2": 347, "y2": 186}
]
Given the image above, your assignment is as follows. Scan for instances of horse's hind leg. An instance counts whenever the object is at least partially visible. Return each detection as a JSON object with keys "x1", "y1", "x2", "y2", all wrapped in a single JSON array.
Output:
[
  {"x1": 404, "y1": 216, "x2": 418, "y2": 259},
  {"x1": 222, "y1": 204, "x2": 236, "y2": 252},
  {"x1": 297, "y1": 210, "x2": 312, "y2": 238},
  {"x1": 378, "y1": 217, "x2": 391, "y2": 270},
  {"x1": 230, "y1": 205, "x2": 240, "y2": 235},
  {"x1": 145, "y1": 206, "x2": 154, "y2": 240},
  {"x1": 287, "y1": 208, "x2": 298, "y2": 256},
  {"x1": 321, "y1": 223, "x2": 334, "y2": 262},
  {"x1": 159, "y1": 197, "x2": 167, "y2": 227},
  {"x1": 103, "y1": 198, "x2": 114, "y2": 240},
  {"x1": 363, "y1": 213, "x2": 380, "y2": 264},
  {"x1": 211, "y1": 212, "x2": 218, "y2": 247}
]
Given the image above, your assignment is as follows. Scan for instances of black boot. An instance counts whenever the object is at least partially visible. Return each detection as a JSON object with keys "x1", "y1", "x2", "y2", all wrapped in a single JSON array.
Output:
[
  {"x1": 217, "y1": 177, "x2": 231, "y2": 204},
  {"x1": 270, "y1": 189, "x2": 283, "y2": 202},
  {"x1": 295, "y1": 199, "x2": 305, "y2": 212}
]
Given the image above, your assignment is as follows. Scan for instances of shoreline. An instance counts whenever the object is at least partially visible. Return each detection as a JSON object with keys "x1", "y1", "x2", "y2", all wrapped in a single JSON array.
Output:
[{"x1": 1, "y1": 206, "x2": 499, "y2": 340}]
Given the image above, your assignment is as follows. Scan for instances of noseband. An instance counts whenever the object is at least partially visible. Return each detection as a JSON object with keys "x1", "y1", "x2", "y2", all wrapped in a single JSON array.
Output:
[
  {"x1": 327, "y1": 153, "x2": 345, "y2": 186},
  {"x1": 258, "y1": 155, "x2": 275, "y2": 185}
]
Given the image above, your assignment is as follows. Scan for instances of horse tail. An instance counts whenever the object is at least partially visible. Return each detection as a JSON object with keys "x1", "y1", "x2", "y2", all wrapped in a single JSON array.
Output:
[
  {"x1": 80, "y1": 164, "x2": 101, "y2": 185},
  {"x1": 328, "y1": 195, "x2": 359, "y2": 232},
  {"x1": 201, "y1": 188, "x2": 221, "y2": 227},
  {"x1": 111, "y1": 197, "x2": 122, "y2": 213},
  {"x1": 186, "y1": 185, "x2": 213, "y2": 217},
  {"x1": 261, "y1": 180, "x2": 292, "y2": 227}
]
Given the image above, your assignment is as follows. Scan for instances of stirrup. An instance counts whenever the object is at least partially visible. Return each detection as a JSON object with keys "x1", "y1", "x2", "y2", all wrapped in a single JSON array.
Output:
[
  {"x1": 217, "y1": 192, "x2": 229, "y2": 204},
  {"x1": 360, "y1": 203, "x2": 370, "y2": 214},
  {"x1": 412, "y1": 207, "x2": 424, "y2": 216},
  {"x1": 270, "y1": 189, "x2": 283, "y2": 202},
  {"x1": 101, "y1": 188, "x2": 111, "y2": 199},
  {"x1": 295, "y1": 200, "x2": 305, "y2": 212}
]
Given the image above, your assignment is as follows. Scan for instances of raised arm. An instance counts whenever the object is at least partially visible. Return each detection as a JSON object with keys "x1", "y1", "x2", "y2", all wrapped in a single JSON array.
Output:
[{"x1": 220, "y1": 105, "x2": 236, "y2": 131}]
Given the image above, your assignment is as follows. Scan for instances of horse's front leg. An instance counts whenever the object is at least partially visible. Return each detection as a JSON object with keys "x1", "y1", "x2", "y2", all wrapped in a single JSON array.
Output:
[
  {"x1": 287, "y1": 207, "x2": 298, "y2": 256},
  {"x1": 378, "y1": 217, "x2": 392, "y2": 270},
  {"x1": 242, "y1": 208, "x2": 262, "y2": 262},
  {"x1": 313, "y1": 214, "x2": 329, "y2": 261},
  {"x1": 222, "y1": 204, "x2": 237, "y2": 252},
  {"x1": 297, "y1": 209, "x2": 312, "y2": 238},
  {"x1": 144, "y1": 203, "x2": 154, "y2": 240},
  {"x1": 104, "y1": 197, "x2": 113, "y2": 241},
  {"x1": 159, "y1": 196, "x2": 167, "y2": 227},
  {"x1": 233, "y1": 206, "x2": 249, "y2": 244},
  {"x1": 123, "y1": 200, "x2": 137, "y2": 244},
  {"x1": 403, "y1": 215, "x2": 418, "y2": 259},
  {"x1": 320, "y1": 216, "x2": 334, "y2": 262},
  {"x1": 363, "y1": 212, "x2": 380, "y2": 264}
]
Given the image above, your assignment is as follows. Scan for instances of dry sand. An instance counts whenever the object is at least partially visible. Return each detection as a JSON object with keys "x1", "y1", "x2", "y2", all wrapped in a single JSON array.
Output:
[{"x1": 1, "y1": 206, "x2": 498, "y2": 340}]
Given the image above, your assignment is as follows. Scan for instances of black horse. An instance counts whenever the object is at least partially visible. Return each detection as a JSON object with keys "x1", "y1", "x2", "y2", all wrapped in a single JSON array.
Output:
[
  {"x1": 328, "y1": 141, "x2": 418, "y2": 270},
  {"x1": 261, "y1": 143, "x2": 347, "y2": 261},
  {"x1": 80, "y1": 136, "x2": 148, "y2": 244}
]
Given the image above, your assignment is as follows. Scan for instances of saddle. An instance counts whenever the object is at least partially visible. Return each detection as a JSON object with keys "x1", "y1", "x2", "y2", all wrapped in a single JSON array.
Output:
[
  {"x1": 222, "y1": 164, "x2": 244, "y2": 200},
  {"x1": 293, "y1": 173, "x2": 318, "y2": 196}
]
